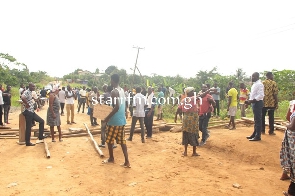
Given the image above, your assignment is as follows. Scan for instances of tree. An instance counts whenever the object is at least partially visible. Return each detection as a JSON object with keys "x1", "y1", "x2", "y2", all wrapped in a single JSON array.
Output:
[
  {"x1": 196, "y1": 67, "x2": 218, "y2": 84},
  {"x1": 105, "y1": 65, "x2": 118, "y2": 75},
  {"x1": 235, "y1": 68, "x2": 246, "y2": 82}
]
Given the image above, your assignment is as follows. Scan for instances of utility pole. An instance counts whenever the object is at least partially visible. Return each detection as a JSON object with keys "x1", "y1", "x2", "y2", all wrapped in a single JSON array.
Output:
[{"x1": 132, "y1": 46, "x2": 144, "y2": 88}]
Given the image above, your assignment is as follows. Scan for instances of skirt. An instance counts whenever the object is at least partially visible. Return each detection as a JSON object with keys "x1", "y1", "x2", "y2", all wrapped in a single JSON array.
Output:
[{"x1": 182, "y1": 112, "x2": 199, "y2": 146}]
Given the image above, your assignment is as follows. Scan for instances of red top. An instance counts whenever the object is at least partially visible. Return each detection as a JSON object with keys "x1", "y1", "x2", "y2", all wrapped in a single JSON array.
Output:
[
  {"x1": 181, "y1": 96, "x2": 199, "y2": 113},
  {"x1": 199, "y1": 94, "x2": 214, "y2": 116}
]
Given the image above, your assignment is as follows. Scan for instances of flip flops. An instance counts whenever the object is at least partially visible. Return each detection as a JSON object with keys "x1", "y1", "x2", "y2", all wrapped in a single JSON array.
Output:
[
  {"x1": 120, "y1": 163, "x2": 131, "y2": 168},
  {"x1": 283, "y1": 191, "x2": 289, "y2": 196},
  {"x1": 102, "y1": 159, "x2": 114, "y2": 164}
]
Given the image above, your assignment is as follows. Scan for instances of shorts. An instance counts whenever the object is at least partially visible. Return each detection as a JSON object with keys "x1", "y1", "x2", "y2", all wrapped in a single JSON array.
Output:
[
  {"x1": 106, "y1": 125, "x2": 126, "y2": 144},
  {"x1": 227, "y1": 106, "x2": 237, "y2": 116}
]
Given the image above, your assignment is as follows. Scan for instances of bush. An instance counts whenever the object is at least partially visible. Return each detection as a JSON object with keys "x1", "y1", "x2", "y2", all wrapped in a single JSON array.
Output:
[{"x1": 275, "y1": 100, "x2": 289, "y2": 121}]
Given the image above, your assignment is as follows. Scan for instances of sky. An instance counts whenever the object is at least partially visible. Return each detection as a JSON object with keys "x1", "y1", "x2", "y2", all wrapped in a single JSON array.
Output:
[{"x1": 1, "y1": 0, "x2": 295, "y2": 79}]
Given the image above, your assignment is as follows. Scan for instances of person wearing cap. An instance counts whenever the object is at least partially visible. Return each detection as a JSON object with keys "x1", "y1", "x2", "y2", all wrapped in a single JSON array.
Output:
[{"x1": 47, "y1": 86, "x2": 62, "y2": 142}]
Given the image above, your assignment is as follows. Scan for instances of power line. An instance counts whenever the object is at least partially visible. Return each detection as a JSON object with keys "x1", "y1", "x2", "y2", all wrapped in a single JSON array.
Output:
[{"x1": 131, "y1": 46, "x2": 144, "y2": 87}]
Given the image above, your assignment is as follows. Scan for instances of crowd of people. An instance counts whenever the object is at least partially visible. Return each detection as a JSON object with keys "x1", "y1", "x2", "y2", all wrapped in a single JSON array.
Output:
[{"x1": 2, "y1": 71, "x2": 295, "y2": 194}]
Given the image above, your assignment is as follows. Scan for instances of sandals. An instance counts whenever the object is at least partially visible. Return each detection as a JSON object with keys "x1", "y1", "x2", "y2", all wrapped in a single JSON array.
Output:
[
  {"x1": 120, "y1": 163, "x2": 131, "y2": 168},
  {"x1": 283, "y1": 191, "x2": 289, "y2": 196},
  {"x1": 59, "y1": 139, "x2": 63, "y2": 142},
  {"x1": 102, "y1": 159, "x2": 114, "y2": 164},
  {"x1": 52, "y1": 140, "x2": 56, "y2": 142},
  {"x1": 229, "y1": 127, "x2": 236, "y2": 130}
]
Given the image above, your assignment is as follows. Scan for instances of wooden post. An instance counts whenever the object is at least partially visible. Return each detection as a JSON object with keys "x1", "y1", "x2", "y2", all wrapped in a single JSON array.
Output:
[
  {"x1": 84, "y1": 123, "x2": 104, "y2": 158},
  {"x1": 17, "y1": 114, "x2": 26, "y2": 145},
  {"x1": 44, "y1": 139, "x2": 50, "y2": 158}
]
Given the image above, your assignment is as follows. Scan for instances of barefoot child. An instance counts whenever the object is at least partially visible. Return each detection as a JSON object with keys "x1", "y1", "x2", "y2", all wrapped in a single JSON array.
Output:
[{"x1": 181, "y1": 87, "x2": 200, "y2": 157}]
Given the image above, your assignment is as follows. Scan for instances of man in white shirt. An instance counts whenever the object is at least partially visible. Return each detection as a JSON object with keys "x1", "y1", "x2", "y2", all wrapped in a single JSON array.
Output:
[
  {"x1": 245, "y1": 72, "x2": 264, "y2": 141},
  {"x1": 127, "y1": 87, "x2": 146, "y2": 143},
  {"x1": 65, "y1": 85, "x2": 76, "y2": 124},
  {"x1": 58, "y1": 87, "x2": 66, "y2": 116},
  {"x1": 19, "y1": 84, "x2": 25, "y2": 98},
  {"x1": 78, "y1": 86, "x2": 87, "y2": 113},
  {"x1": 168, "y1": 87, "x2": 176, "y2": 97}
]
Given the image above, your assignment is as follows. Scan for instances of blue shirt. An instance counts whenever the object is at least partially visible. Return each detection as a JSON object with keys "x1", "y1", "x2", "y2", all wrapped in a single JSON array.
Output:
[
  {"x1": 108, "y1": 87, "x2": 127, "y2": 126},
  {"x1": 212, "y1": 87, "x2": 220, "y2": 100},
  {"x1": 157, "y1": 91, "x2": 164, "y2": 105}
]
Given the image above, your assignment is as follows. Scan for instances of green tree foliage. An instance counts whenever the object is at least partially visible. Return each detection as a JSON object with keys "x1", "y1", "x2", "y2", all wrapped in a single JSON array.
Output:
[
  {"x1": 105, "y1": 65, "x2": 118, "y2": 75},
  {"x1": 0, "y1": 53, "x2": 52, "y2": 87},
  {"x1": 272, "y1": 69, "x2": 295, "y2": 101}
]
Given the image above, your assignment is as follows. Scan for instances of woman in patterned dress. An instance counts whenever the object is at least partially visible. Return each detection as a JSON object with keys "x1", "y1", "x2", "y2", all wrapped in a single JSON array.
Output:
[
  {"x1": 181, "y1": 87, "x2": 200, "y2": 156},
  {"x1": 47, "y1": 86, "x2": 62, "y2": 142},
  {"x1": 281, "y1": 111, "x2": 295, "y2": 196}
]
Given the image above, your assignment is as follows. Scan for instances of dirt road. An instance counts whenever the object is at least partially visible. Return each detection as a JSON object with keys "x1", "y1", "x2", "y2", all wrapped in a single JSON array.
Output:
[{"x1": 0, "y1": 102, "x2": 289, "y2": 196}]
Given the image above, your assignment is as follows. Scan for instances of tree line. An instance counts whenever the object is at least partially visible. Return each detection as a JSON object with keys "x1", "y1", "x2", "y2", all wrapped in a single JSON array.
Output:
[{"x1": 1, "y1": 53, "x2": 294, "y2": 102}]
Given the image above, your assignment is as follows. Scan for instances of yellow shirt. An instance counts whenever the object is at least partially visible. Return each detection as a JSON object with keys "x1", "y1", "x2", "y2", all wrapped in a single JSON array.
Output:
[{"x1": 228, "y1": 88, "x2": 238, "y2": 107}]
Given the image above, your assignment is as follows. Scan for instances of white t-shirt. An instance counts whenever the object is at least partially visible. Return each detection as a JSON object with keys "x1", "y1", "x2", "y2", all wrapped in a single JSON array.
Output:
[
  {"x1": 65, "y1": 90, "x2": 75, "y2": 104},
  {"x1": 146, "y1": 92, "x2": 154, "y2": 109},
  {"x1": 79, "y1": 89, "x2": 87, "y2": 97},
  {"x1": 0, "y1": 90, "x2": 3, "y2": 105},
  {"x1": 58, "y1": 90, "x2": 66, "y2": 103},
  {"x1": 133, "y1": 93, "x2": 145, "y2": 117},
  {"x1": 31, "y1": 91, "x2": 38, "y2": 103},
  {"x1": 169, "y1": 87, "x2": 176, "y2": 97},
  {"x1": 19, "y1": 88, "x2": 24, "y2": 97}
]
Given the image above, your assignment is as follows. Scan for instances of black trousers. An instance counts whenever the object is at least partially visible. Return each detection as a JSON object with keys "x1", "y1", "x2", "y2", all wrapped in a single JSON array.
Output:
[
  {"x1": 0, "y1": 105, "x2": 3, "y2": 125},
  {"x1": 262, "y1": 107, "x2": 275, "y2": 133},
  {"x1": 89, "y1": 108, "x2": 97, "y2": 125},
  {"x1": 22, "y1": 110, "x2": 44, "y2": 144},
  {"x1": 144, "y1": 109, "x2": 154, "y2": 137},
  {"x1": 78, "y1": 98, "x2": 86, "y2": 112},
  {"x1": 288, "y1": 181, "x2": 295, "y2": 195},
  {"x1": 60, "y1": 103, "x2": 65, "y2": 114},
  {"x1": 213, "y1": 100, "x2": 220, "y2": 116}
]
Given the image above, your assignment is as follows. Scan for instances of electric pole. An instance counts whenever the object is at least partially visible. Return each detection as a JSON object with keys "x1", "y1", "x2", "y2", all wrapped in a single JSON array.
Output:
[{"x1": 132, "y1": 46, "x2": 144, "y2": 88}]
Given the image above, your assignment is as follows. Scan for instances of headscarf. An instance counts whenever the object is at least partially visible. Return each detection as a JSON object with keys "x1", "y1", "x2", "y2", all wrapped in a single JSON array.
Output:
[{"x1": 185, "y1": 87, "x2": 194, "y2": 95}]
